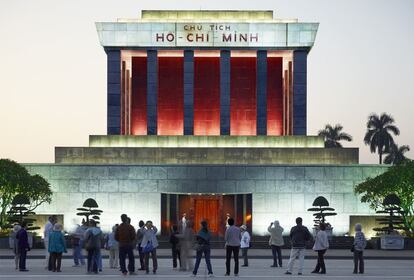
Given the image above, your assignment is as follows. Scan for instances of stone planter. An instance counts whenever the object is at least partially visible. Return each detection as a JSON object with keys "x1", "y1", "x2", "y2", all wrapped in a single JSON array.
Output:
[
  {"x1": 380, "y1": 234, "x2": 404, "y2": 250},
  {"x1": 404, "y1": 238, "x2": 414, "y2": 249}
]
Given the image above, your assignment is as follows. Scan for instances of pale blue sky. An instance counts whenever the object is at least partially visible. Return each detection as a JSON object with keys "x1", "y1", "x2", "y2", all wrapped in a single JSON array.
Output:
[{"x1": 0, "y1": 0, "x2": 413, "y2": 163}]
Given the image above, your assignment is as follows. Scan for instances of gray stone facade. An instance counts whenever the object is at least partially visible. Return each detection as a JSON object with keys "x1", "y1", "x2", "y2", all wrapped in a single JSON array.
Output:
[{"x1": 25, "y1": 164, "x2": 387, "y2": 236}]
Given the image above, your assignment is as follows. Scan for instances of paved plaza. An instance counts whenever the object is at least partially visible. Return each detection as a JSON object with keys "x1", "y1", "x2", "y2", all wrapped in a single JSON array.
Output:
[{"x1": 0, "y1": 250, "x2": 413, "y2": 280}]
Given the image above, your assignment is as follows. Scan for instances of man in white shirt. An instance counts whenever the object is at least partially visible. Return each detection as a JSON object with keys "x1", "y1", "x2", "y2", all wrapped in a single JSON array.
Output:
[
  {"x1": 179, "y1": 213, "x2": 187, "y2": 233},
  {"x1": 43, "y1": 215, "x2": 56, "y2": 269}
]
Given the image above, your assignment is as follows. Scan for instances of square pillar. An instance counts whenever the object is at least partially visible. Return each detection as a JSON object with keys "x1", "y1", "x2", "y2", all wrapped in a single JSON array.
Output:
[
  {"x1": 184, "y1": 50, "x2": 194, "y2": 135},
  {"x1": 147, "y1": 50, "x2": 158, "y2": 135},
  {"x1": 293, "y1": 50, "x2": 307, "y2": 135},
  {"x1": 106, "y1": 49, "x2": 121, "y2": 135},
  {"x1": 220, "y1": 50, "x2": 231, "y2": 135},
  {"x1": 256, "y1": 50, "x2": 267, "y2": 135}
]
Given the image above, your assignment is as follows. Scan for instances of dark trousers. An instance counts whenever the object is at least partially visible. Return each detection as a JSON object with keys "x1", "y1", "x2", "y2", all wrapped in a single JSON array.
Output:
[
  {"x1": 313, "y1": 249, "x2": 326, "y2": 273},
  {"x1": 19, "y1": 249, "x2": 27, "y2": 270},
  {"x1": 271, "y1": 245, "x2": 282, "y2": 266},
  {"x1": 225, "y1": 246, "x2": 240, "y2": 275},
  {"x1": 193, "y1": 246, "x2": 213, "y2": 275},
  {"x1": 87, "y1": 248, "x2": 98, "y2": 273},
  {"x1": 144, "y1": 249, "x2": 158, "y2": 273},
  {"x1": 50, "y1": 252, "x2": 62, "y2": 271},
  {"x1": 137, "y1": 243, "x2": 145, "y2": 269},
  {"x1": 119, "y1": 245, "x2": 135, "y2": 273},
  {"x1": 241, "y1": 248, "x2": 249, "y2": 266},
  {"x1": 353, "y1": 250, "x2": 364, "y2": 273},
  {"x1": 172, "y1": 245, "x2": 181, "y2": 268}
]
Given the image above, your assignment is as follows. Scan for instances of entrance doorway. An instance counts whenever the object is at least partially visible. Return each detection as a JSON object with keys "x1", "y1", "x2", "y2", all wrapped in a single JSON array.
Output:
[{"x1": 161, "y1": 193, "x2": 252, "y2": 236}]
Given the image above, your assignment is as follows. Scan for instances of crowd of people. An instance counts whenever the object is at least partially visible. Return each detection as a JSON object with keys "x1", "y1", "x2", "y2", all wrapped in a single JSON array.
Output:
[{"x1": 9, "y1": 214, "x2": 368, "y2": 276}]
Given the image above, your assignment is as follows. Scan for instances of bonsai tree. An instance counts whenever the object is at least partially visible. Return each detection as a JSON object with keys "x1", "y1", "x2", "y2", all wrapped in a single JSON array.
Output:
[
  {"x1": 76, "y1": 198, "x2": 103, "y2": 224},
  {"x1": 0, "y1": 159, "x2": 53, "y2": 228},
  {"x1": 373, "y1": 194, "x2": 408, "y2": 235},
  {"x1": 307, "y1": 196, "x2": 337, "y2": 228},
  {"x1": 7, "y1": 194, "x2": 40, "y2": 231}
]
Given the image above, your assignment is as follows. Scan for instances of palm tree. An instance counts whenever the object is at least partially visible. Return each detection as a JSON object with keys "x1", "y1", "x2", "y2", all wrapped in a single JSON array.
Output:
[
  {"x1": 384, "y1": 143, "x2": 410, "y2": 165},
  {"x1": 318, "y1": 124, "x2": 352, "y2": 148},
  {"x1": 364, "y1": 113, "x2": 400, "y2": 164}
]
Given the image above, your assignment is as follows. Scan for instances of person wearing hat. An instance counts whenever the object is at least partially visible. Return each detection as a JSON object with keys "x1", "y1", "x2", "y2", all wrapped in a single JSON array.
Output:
[{"x1": 240, "y1": 225, "x2": 251, "y2": 267}]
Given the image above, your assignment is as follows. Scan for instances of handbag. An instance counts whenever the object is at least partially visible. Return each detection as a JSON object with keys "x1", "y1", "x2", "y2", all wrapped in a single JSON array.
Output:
[{"x1": 143, "y1": 241, "x2": 154, "y2": 253}]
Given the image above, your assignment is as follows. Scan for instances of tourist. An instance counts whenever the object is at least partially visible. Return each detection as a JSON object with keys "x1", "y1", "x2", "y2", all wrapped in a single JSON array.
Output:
[
  {"x1": 72, "y1": 221, "x2": 86, "y2": 267},
  {"x1": 311, "y1": 223, "x2": 329, "y2": 274},
  {"x1": 285, "y1": 217, "x2": 312, "y2": 275},
  {"x1": 115, "y1": 214, "x2": 136, "y2": 276},
  {"x1": 84, "y1": 220, "x2": 102, "y2": 274},
  {"x1": 169, "y1": 224, "x2": 181, "y2": 269},
  {"x1": 177, "y1": 220, "x2": 194, "y2": 271},
  {"x1": 224, "y1": 217, "x2": 241, "y2": 276},
  {"x1": 240, "y1": 225, "x2": 251, "y2": 267},
  {"x1": 136, "y1": 220, "x2": 145, "y2": 270},
  {"x1": 268, "y1": 220, "x2": 284, "y2": 267},
  {"x1": 48, "y1": 223, "x2": 67, "y2": 272},
  {"x1": 141, "y1": 220, "x2": 159, "y2": 274},
  {"x1": 9, "y1": 224, "x2": 21, "y2": 270},
  {"x1": 44, "y1": 215, "x2": 56, "y2": 270},
  {"x1": 192, "y1": 220, "x2": 213, "y2": 277},
  {"x1": 179, "y1": 212, "x2": 187, "y2": 233},
  {"x1": 105, "y1": 224, "x2": 119, "y2": 269},
  {"x1": 353, "y1": 223, "x2": 367, "y2": 274},
  {"x1": 16, "y1": 221, "x2": 30, "y2": 272}
]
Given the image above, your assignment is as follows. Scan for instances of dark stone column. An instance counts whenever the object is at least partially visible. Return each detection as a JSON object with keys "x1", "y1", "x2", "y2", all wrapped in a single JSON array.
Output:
[
  {"x1": 220, "y1": 50, "x2": 231, "y2": 135},
  {"x1": 147, "y1": 50, "x2": 158, "y2": 135},
  {"x1": 293, "y1": 50, "x2": 308, "y2": 135},
  {"x1": 106, "y1": 50, "x2": 121, "y2": 135},
  {"x1": 184, "y1": 50, "x2": 194, "y2": 135},
  {"x1": 256, "y1": 50, "x2": 267, "y2": 135}
]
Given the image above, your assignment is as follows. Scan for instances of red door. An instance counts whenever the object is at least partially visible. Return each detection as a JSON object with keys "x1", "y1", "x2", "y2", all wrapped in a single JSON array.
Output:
[{"x1": 194, "y1": 198, "x2": 219, "y2": 235}]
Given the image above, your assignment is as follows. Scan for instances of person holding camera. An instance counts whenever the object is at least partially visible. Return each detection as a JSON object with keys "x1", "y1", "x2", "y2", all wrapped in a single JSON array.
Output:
[{"x1": 140, "y1": 220, "x2": 159, "y2": 274}]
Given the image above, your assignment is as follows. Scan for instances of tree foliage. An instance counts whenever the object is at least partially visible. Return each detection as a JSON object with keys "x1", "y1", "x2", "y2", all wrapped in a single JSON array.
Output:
[
  {"x1": 76, "y1": 198, "x2": 103, "y2": 224},
  {"x1": 364, "y1": 113, "x2": 400, "y2": 164},
  {"x1": 0, "y1": 159, "x2": 53, "y2": 228},
  {"x1": 307, "y1": 196, "x2": 337, "y2": 228},
  {"x1": 317, "y1": 124, "x2": 352, "y2": 148},
  {"x1": 7, "y1": 194, "x2": 40, "y2": 231},
  {"x1": 354, "y1": 160, "x2": 414, "y2": 237},
  {"x1": 384, "y1": 144, "x2": 410, "y2": 165}
]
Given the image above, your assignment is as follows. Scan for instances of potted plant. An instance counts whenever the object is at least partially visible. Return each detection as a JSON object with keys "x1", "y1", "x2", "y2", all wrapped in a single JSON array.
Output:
[
  {"x1": 308, "y1": 196, "x2": 337, "y2": 238},
  {"x1": 373, "y1": 194, "x2": 407, "y2": 250}
]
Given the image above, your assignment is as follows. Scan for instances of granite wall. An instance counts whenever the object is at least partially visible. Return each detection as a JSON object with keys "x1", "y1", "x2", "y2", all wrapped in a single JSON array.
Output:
[{"x1": 24, "y1": 164, "x2": 387, "y2": 236}]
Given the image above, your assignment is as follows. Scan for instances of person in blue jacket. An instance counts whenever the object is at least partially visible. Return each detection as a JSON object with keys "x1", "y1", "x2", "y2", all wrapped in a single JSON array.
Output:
[{"x1": 48, "y1": 223, "x2": 67, "y2": 272}]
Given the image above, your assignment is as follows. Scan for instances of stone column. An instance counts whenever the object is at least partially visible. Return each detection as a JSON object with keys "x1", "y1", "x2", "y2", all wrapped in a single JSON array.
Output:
[
  {"x1": 256, "y1": 50, "x2": 267, "y2": 135},
  {"x1": 147, "y1": 50, "x2": 158, "y2": 135},
  {"x1": 293, "y1": 50, "x2": 307, "y2": 135},
  {"x1": 106, "y1": 49, "x2": 121, "y2": 135},
  {"x1": 184, "y1": 50, "x2": 194, "y2": 135},
  {"x1": 220, "y1": 50, "x2": 231, "y2": 135}
]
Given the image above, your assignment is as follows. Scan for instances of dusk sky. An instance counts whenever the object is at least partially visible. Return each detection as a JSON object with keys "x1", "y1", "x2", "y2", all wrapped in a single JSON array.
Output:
[{"x1": 0, "y1": 0, "x2": 413, "y2": 164}]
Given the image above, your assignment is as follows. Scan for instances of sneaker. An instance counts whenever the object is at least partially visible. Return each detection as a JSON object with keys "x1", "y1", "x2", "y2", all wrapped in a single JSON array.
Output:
[
  {"x1": 208, "y1": 273, "x2": 214, "y2": 277},
  {"x1": 285, "y1": 271, "x2": 292, "y2": 275},
  {"x1": 225, "y1": 273, "x2": 230, "y2": 276}
]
